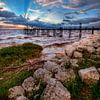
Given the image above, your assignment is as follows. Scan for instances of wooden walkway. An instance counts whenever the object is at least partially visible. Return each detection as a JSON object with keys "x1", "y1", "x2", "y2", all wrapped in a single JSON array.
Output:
[{"x1": 23, "y1": 28, "x2": 100, "y2": 39}]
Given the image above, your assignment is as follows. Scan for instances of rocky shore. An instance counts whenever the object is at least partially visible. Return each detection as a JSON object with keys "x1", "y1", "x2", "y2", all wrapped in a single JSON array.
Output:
[
  {"x1": 7, "y1": 34, "x2": 100, "y2": 100},
  {"x1": 0, "y1": 34, "x2": 100, "y2": 100}
]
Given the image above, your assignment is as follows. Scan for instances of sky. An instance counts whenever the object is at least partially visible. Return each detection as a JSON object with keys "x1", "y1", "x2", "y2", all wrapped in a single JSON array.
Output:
[{"x1": 0, "y1": 0, "x2": 100, "y2": 28}]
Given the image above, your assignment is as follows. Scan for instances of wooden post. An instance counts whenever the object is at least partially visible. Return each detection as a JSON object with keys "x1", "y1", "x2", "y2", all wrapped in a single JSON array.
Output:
[
  {"x1": 53, "y1": 29, "x2": 56, "y2": 37},
  {"x1": 79, "y1": 23, "x2": 82, "y2": 39},
  {"x1": 69, "y1": 29, "x2": 71, "y2": 38},
  {"x1": 92, "y1": 26, "x2": 94, "y2": 34}
]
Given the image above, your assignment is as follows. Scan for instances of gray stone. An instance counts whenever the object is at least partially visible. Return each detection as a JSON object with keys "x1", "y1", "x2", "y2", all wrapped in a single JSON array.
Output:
[
  {"x1": 97, "y1": 68, "x2": 100, "y2": 73},
  {"x1": 79, "y1": 67, "x2": 99, "y2": 85},
  {"x1": 73, "y1": 51, "x2": 82, "y2": 58},
  {"x1": 16, "y1": 96, "x2": 29, "y2": 100},
  {"x1": 65, "y1": 45, "x2": 76, "y2": 57},
  {"x1": 86, "y1": 46, "x2": 95, "y2": 53},
  {"x1": 43, "y1": 78, "x2": 71, "y2": 100},
  {"x1": 70, "y1": 59, "x2": 79, "y2": 67},
  {"x1": 43, "y1": 61, "x2": 61, "y2": 73},
  {"x1": 22, "y1": 77, "x2": 35, "y2": 96},
  {"x1": 8, "y1": 86, "x2": 25, "y2": 99},
  {"x1": 96, "y1": 47, "x2": 100, "y2": 54},
  {"x1": 55, "y1": 69, "x2": 76, "y2": 82},
  {"x1": 33, "y1": 68, "x2": 52, "y2": 82}
]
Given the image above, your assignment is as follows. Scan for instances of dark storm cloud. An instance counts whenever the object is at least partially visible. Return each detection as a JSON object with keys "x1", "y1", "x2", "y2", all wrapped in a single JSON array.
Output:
[
  {"x1": 0, "y1": 10, "x2": 28, "y2": 25},
  {"x1": 80, "y1": 3, "x2": 100, "y2": 13},
  {"x1": 5, "y1": 15, "x2": 28, "y2": 25},
  {"x1": 0, "y1": 10, "x2": 16, "y2": 18},
  {"x1": 70, "y1": 17, "x2": 100, "y2": 25},
  {"x1": 96, "y1": 13, "x2": 100, "y2": 17},
  {"x1": 89, "y1": 21, "x2": 100, "y2": 27},
  {"x1": 63, "y1": 0, "x2": 100, "y2": 10}
]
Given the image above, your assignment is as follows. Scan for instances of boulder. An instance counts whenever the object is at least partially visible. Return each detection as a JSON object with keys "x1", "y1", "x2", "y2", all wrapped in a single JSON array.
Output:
[
  {"x1": 55, "y1": 52, "x2": 65, "y2": 59},
  {"x1": 70, "y1": 59, "x2": 79, "y2": 67},
  {"x1": 76, "y1": 45, "x2": 87, "y2": 52},
  {"x1": 33, "y1": 68, "x2": 52, "y2": 82},
  {"x1": 93, "y1": 43, "x2": 100, "y2": 49},
  {"x1": 16, "y1": 96, "x2": 29, "y2": 100},
  {"x1": 79, "y1": 67, "x2": 99, "y2": 85},
  {"x1": 65, "y1": 45, "x2": 76, "y2": 57},
  {"x1": 73, "y1": 51, "x2": 82, "y2": 58},
  {"x1": 79, "y1": 39, "x2": 93, "y2": 46},
  {"x1": 43, "y1": 61, "x2": 61, "y2": 73},
  {"x1": 97, "y1": 68, "x2": 100, "y2": 73},
  {"x1": 8, "y1": 86, "x2": 25, "y2": 99},
  {"x1": 42, "y1": 78, "x2": 71, "y2": 100},
  {"x1": 96, "y1": 47, "x2": 100, "y2": 54},
  {"x1": 55, "y1": 69, "x2": 76, "y2": 82},
  {"x1": 86, "y1": 46, "x2": 95, "y2": 53},
  {"x1": 22, "y1": 77, "x2": 35, "y2": 96}
]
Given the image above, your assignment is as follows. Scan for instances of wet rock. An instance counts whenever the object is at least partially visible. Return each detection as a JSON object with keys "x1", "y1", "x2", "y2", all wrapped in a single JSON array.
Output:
[
  {"x1": 65, "y1": 45, "x2": 76, "y2": 57},
  {"x1": 73, "y1": 51, "x2": 82, "y2": 58},
  {"x1": 16, "y1": 96, "x2": 29, "y2": 100},
  {"x1": 8, "y1": 86, "x2": 25, "y2": 99},
  {"x1": 43, "y1": 61, "x2": 61, "y2": 73},
  {"x1": 42, "y1": 78, "x2": 71, "y2": 100},
  {"x1": 55, "y1": 69, "x2": 76, "y2": 82},
  {"x1": 33, "y1": 68, "x2": 52, "y2": 83},
  {"x1": 22, "y1": 77, "x2": 35, "y2": 96},
  {"x1": 79, "y1": 67, "x2": 99, "y2": 85}
]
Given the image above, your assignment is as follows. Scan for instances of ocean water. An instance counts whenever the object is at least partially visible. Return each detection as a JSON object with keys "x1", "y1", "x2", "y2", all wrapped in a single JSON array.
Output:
[
  {"x1": 0, "y1": 29, "x2": 98, "y2": 46},
  {"x1": 0, "y1": 29, "x2": 99, "y2": 59}
]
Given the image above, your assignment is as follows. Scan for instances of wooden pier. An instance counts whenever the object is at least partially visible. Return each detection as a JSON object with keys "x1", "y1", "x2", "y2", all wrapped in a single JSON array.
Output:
[{"x1": 24, "y1": 27, "x2": 100, "y2": 39}]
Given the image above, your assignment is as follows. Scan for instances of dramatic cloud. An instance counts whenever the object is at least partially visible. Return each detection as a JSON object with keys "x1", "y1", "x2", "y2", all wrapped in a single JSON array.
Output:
[
  {"x1": 70, "y1": 17, "x2": 100, "y2": 25},
  {"x1": 0, "y1": 2, "x2": 5, "y2": 6},
  {"x1": 80, "y1": 3, "x2": 100, "y2": 13},
  {"x1": 28, "y1": 9, "x2": 40, "y2": 13},
  {"x1": 0, "y1": 0, "x2": 100, "y2": 28},
  {"x1": 0, "y1": 11, "x2": 16, "y2": 18},
  {"x1": 0, "y1": 1, "x2": 10, "y2": 11},
  {"x1": 62, "y1": 0, "x2": 100, "y2": 9},
  {"x1": 35, "y1": 0, "x2": 63, "y2": 6}
]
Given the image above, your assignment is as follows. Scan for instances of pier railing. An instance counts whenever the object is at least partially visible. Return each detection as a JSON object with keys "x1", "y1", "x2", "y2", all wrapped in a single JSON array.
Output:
[{"x1": 23, "y1": 28, "x2": 100, "y2": 39}]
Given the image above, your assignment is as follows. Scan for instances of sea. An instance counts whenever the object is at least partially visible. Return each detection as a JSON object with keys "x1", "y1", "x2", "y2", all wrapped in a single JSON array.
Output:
[{"x1": 0, "y1": 29, "x2": 99, "y2": 59}]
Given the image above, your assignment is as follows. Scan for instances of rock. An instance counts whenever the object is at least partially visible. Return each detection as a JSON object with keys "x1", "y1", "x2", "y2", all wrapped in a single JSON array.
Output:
[
  {"x1": 8, "y1": 86, "x2": 25, "y2": 99},
  {"x1": 79, "y1": 67, "x2": 99, "y2": 85},
  {"x1": 55, "y1": 69, "x2": 76, "y2": 82},
  {"x1": 77, "y1": 45, "x2": 87, "y2": 52},
  {"x1": 42, "y1": 78, "x2": 71, "y2": 100},
  {"x1": 73, "y1": 51, "x2": 82, "y2": 58},
  {"x1": 55, "y1": 52, "x2": 65, "y2": 59},
  {"x1": 43, "y1": 61, "x2": 61, "y2": 73},
  {"x1": 96, "y1": 47, "x2": 100, "y2": 54},
  {"x1": 86, "y1": 46, "x2": 95, "y2": 53},
  {"x1": 22, "y1": 77, "x2": 35, "y2": 96},
  {"x1": 79, "y1": 38, "x2": 93, "y2": 46},
  {"x1": 72, "y1": 42, "x2": 80, "y2": 47},
  {"x1": 0, "y1": 77, "x2": 3, "y2": 80},
  {"x1": 65, "y1": 45, "x2": 76, "y2": 57},
  {"x1": 33, "y1": 68, "x2": 52, "y2": 82},
  {"x1": 93, "y1": 43, "x2": 100, "y2": 49},
  {"x1": 16, "y1": 96, "x2": 29, "y2": 100},
  {"x1": 97, "y1": 68, "x2": 100, "y2": 73},
  {"x1": 70, "y1": 59, "x2": 79, "y2": 67}
]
